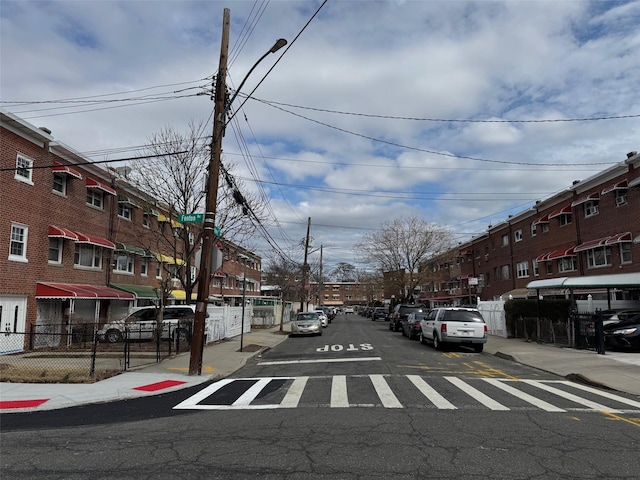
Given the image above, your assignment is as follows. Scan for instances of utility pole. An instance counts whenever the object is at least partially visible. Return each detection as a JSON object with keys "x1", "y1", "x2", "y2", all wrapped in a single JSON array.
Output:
[
  {"x1": 301, "y1": 217, "x2": 311, "y2": 312},
  {"x1": 189, "y1": 8, "x2": 229, "y2": 376},
  {"x1": 319, "y1": 244, "x2": 323, "y2": 306}
]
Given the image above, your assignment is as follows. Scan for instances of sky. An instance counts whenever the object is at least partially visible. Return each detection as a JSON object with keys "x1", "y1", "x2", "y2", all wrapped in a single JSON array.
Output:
[{"x1": 2, "y1": 0, "x2": 640, "y2": 274}]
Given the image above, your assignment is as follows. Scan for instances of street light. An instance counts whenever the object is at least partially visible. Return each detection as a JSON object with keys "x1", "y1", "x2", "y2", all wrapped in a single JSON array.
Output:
[{"x1": 188, "y1": 7, "x2": 287, "y2": 375}]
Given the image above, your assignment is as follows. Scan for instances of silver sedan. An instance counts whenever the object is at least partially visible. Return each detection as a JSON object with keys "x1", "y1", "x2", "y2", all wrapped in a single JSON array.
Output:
[{"x1": 291, "y1": 312, "x2": 323, "y2": 336}]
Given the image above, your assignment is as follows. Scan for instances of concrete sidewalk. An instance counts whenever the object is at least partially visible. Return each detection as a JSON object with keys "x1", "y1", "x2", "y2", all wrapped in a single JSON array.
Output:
[{"x1": 1, "y1": 324, "x2": 639, "y2": 413}]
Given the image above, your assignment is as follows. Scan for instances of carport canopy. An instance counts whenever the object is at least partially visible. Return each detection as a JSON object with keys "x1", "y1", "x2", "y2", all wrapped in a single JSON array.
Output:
[
  {"x1": 36, "y1": 282, "x2": 135, "y2": 299},
  {"x1": 527, "y1": 272, "x2": 640, "y2": 290},
  {"x1": 110, "y1": 283, "x2": 161, "y2": 299}
]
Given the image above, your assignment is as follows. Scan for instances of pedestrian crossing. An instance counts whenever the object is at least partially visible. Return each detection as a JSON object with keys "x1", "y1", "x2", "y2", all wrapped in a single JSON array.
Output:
[{"x1": 173, "y1": 374, "x2": 640, "y2": 412}]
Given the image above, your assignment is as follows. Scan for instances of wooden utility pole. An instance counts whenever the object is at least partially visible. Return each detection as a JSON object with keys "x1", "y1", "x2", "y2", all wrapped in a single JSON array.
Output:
[
  {"x1": 301, "y1": 217, "x2": 311, "y2": 312},
  {"x1": 189, "y1": 8, "x2": 229, "y2": 375}
]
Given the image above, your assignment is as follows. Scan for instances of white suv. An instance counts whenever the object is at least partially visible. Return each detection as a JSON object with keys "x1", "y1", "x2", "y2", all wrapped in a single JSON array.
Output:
[
  {"x1": 98, "y1": 305, "x2": 197, "y2": 343},
  {"x1": 419, "y1": 307, "x2": 487, "y2": 352}
]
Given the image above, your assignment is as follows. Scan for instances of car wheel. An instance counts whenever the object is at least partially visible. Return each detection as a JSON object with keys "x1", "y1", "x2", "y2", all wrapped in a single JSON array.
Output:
[
  {"x1": 389, "y1": 322, "x2": 393, "y2": 330},
  {"x1": 419, "y1": 332, "x2": 427, "y2": 345},
  {"x1": 433, "y1": 332, "x2": 442, "y2": 350},
  {"x1": 473, "y1": 344, "x2": 484, "y2": 353},
  {"x1": 105, "y1": 329, "x2": 123, "y2": 343},
  {"x1": 175, "y1": 328, "x2": 191, "y2": 342}
]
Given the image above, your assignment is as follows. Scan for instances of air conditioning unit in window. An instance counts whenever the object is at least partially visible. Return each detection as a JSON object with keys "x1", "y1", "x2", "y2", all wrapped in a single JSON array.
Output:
[
  {"x1": 616, "y1": 195, "x2": 627, "y2": 206},
  {"x1": 170, "y1": 277, "x2": 181, "y2": 289}
]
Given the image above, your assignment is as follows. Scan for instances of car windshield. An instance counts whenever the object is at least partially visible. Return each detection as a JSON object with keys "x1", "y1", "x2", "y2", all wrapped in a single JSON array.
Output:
[
  {"x1": 296, "y1": 313, "x2": 318, "y2": 321},
  {"x1": 413, "y1": 313, "x2": 427, "y2": 321},
  {"x1": 443, "y1": 310, "x2": 484, "y2": 322}
]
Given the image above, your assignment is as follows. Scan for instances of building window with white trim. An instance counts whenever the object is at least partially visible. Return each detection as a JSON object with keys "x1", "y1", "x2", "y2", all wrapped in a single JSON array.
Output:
[
  {"x1": 559, "y1": 214, "x2": 571, "y2": 226},
  {"x1": 9, "y1": 223, "x2": 28, "y2": 262},
  {"x1": 501, "y1": 234, "x2": 509, "y2": 246},
  {"x1": 620, "y1": 243, "x2": 632, "y2": 264},
  {"x1": 516, "y1": 261, "x2": 529, "y2": 278},
  {"x1": 53, "y1": 173, "x2": 67, "y2": 194},
  {"x1": 48, "y1": 237, "x2": 62, "y2": 263},
  {"x1": 114, "y1": 253, "x2": 134, "y2": 274},
  {"x1": 141, "y1": 258, "x2": 149, "y2": 276},
  {"x1": 558, "y1": 257, "x2": 576, "y2": 273},
  {"x1": 584, "y1": 200, "x2": 599, "y2": 218},
  {"x1": 531, "y1": 223, "x2": 537, "y2": 236},
  {"x1": 15, "y1": 154, "x2": 33, "y2": 184},
  {"x1": 586, "y1": 246, "x2": 611, "y2": 269},
  {"x1": 74, "y1": 244, "x2": 102, "y2": 269},
  {"x1": 87, "y1": 189, "x2": 104, "y2": 209},
  {"x1": 514, "y1": 229, "x2": 523, "y2": 242},
  {"x1": 500, "y1": 264, "x2": 510, "y2": 280},
  {"x1": 532, "y1": 260, "x2": 539, "y2": 277},
  {"x1": 118, "y1": 204, "x2": 132, "y2": 220}
]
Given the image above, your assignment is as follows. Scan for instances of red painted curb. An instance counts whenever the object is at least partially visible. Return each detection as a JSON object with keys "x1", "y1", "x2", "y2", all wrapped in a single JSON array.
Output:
[
  {"x1": 0, "y1": 399, "x2": 49, "y2": 410},
  {"x1": 133, "y1": 380, "x2": 187, "y2": 392}
]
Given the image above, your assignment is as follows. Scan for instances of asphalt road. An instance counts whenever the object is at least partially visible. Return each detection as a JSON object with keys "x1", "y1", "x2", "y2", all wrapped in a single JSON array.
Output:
[{"x1": 2, "y1": 313, "x2": 639, "y2": 479}]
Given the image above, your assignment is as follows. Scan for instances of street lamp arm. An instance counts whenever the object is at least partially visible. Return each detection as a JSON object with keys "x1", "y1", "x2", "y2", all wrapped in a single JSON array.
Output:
[{"x1": 225, "y1": 38, "x2": 287, "y2": 117}]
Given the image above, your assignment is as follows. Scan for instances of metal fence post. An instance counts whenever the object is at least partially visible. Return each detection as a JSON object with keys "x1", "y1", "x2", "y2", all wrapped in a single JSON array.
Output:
[{"x1": 90, "y1": 331, "x2": 98, "y2": 378}]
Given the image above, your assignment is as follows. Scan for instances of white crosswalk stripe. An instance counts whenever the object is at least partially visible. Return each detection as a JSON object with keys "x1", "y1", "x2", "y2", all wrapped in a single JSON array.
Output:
[{"x1": 173, "y1": 375, "x2": 640, "y2": 412}]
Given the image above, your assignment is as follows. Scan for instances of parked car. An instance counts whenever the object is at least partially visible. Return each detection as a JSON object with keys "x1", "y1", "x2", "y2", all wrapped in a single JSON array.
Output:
[
  {"x1": 419, "y1": 306, "x2": 487, "y2": 352},
  {"x1": 344, "y1": 307, "x2": 355, "y2": 314},
  {"x1": 314, "y1": 309, "x2": 329, "y2": 327},
  {"x1": 321, "y1": 306, "x2": 336, "y2": 322},
  {"x1": 372, "y1": 307, "x2": 388, "y2": 321},
  {"x1": 402, "y1": 312, "x2": 427, "y2": 340},
  {"x1": 389, "y1": 304, "x2": 426, "y2": 332},
  {"x1": 604, "y1": 313, "x2": 640, "y2": 350},
  {"x1": 97, "y1": 305, "x2": 197, "y2": 343},
  {"x1": 602, "y1": 309, "x2": 640, "y2": 327},
  {"x1": 291, "y1": 312, "x2": 323, "y2": 336}
]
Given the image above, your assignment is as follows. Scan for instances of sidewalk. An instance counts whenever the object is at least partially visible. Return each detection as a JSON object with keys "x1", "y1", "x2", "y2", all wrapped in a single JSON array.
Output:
[{"x1": 1, "y1": 326, "x2": 639, "y2": 413}]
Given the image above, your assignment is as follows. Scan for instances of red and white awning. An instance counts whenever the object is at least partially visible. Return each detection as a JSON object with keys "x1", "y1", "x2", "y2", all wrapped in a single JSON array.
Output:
[
  {"x1": 52, "y1": 162, "x2": 82, "y2": 179},
  {"x1": 601, "y1": 181, "x2": 628, "y2": 195},
  {"x1": 575, "y1": 232, "x2": 632, "y2": 252},
  {"x1": 571, "y1": 192, "x2": 599, "y2": 207},
  {"x1": 75, "y1": 232, "x2": 115, "y2": 249},
  {"x1": 86, "y1": 178, "x2": 116, "y2": 196},
  {"x1": 548, "y1": 205, "x2": 572, "y2": 218},
  {"x1": 532, "y1": 214, "x2": 550, "y2": 226},
  {"x1": 48, "y1": 225, "x2": 78, "y2": 241},
  {"x1": 36, "y1": 282, "x2": 134, "y2": 299}
]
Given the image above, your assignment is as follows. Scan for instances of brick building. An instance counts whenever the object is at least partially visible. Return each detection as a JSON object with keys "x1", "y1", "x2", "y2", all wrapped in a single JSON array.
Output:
[
  {"x1": 1, "y1": 110, "x2": 261, "y2": 353},
  {"x1": 421, "y1": 151, "x2": 640, "y2": 305}
]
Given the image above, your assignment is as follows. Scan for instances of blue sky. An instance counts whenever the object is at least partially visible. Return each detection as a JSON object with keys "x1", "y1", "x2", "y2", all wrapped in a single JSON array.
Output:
[{"x1": 2, "y1": 0, "x2": 640, "y2": 272}]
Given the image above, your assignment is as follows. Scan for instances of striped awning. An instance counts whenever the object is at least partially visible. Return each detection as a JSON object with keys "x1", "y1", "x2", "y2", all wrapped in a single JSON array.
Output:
[
  {"x1": 532, "y1": 214, "x2": 549, "y2": 225},
  {"x1": 548, "y1": 205, "x2": 572, "y2": 218},
  {"x1": 86, "y1": 178, "x2": 116, "y2": 196},
  {"x1": 601, "y1": 181, "x2": 628, "y2": 195},
  {"x1": 571, "y1": 192, "x2": 599, "y2": 207},
  {"x1": 575, "y1": 232, "x2": 631, "y2": 252},
  {"x1": 36, "y1": 282, "x2": 134, "y2": 299},
  {"x1": 115, "y1": 242, "x2": 147, "y2": 255},
  {"x1": 117, "y1": 195, "x2": 140, "y2": 207},
  {"x1": 52, "y1": 162, "x2": 82, "y2": 179},
  {"x1": 75, "y1": 232, "x2": 115, "y2": 249},
  {"x1": 48, "y1": 225, "x2": 78, "y2": 241}
]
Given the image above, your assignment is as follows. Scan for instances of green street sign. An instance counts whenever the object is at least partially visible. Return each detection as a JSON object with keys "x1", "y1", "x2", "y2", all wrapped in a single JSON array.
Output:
[
  {"x1": 214, "y1": 226, "x2": 221, "y2": 237},
  {"x1": 178, "y1": 213, "x2": 204, "y2": 223}
]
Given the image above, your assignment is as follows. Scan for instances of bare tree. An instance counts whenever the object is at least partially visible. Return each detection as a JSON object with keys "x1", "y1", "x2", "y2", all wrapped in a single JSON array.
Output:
[
  {"x1": 121, "y1": 120, "x2": 268, "y2": 301},
  {"x1": 357, "y1": 269, "x2": 384, "y2": 305},
  {"x1": 355, "y1": 216, "x2": 455, "y2": 303},
  {"x1": 263, "y1": 254, "x2": 304, "y2": 331},
  {"x1": 331, "y1": 262, "x2": 356, "y2": 282}
]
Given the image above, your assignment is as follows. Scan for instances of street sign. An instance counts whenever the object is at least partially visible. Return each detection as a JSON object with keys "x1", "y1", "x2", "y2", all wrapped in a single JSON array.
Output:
[
  {"x1": 214, "y1": 226, "x2": 221, "y2": 237},
  {"x1": 178, "y1": 213, "x2": 204, "y2": 223}
]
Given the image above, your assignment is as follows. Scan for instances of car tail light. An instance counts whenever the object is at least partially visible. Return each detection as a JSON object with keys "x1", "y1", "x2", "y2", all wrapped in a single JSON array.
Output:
[
  {"x1": 412, "y1": 321, "x2": 420, "y2": 327},
  {"x1": 484, "y1": 325, "x2": 488, "y2": 334},
  {"x1": 440, "y1": 324, "x2": 447, "y2": 333}
]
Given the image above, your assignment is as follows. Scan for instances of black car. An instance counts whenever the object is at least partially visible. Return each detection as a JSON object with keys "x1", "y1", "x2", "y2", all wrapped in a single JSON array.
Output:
[
  {"x1": 389, "y1": 304, "x2": 426, "y2": 332},
  {"x1": 401, "y1": 312, "x2": 427, "y2": 340},
  {"x1": 372, "y1": 307, "x2": 388, "y2": 321},
  {"x1": 604, "y1": 314, "x2": 640, "y2": 350}
]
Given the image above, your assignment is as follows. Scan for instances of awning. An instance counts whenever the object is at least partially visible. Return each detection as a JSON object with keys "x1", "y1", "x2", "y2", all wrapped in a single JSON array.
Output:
[
  {"x1": 601, "y1": 181, "x2": 628, "y2": 195},
  {"x1": 527, "y1": 272, "x2": 640, "y2": 290},
  {"x1": 546, "y1": 247, "x2": 576, "y2": 260},
  {"x1": 114, "y1": 242, "x2": 147, "y2": 255},
  {"x1": 156, "y1": 253, "x2": 185, "y2": 265},
  {"x1": 110, "y1": 284, "x2": 160, "y2": 300},
  {"x1": 52, "y1": 162, "x2": 82, "y2": 179},
  {"x1": 532, "y1": 214, "x2": 549, "y2": 225},
  {"x1": 501, "y1": 288, "x2": 533, "y2": 299},
  {"x1": 75, "y1": 232, "x2": 115, "y2": 249},
  {"x1": 575, "y1": 232, "x2": 632, "y2": 252},
  {"x1": 117, "y1": 194, "x2": 139, "y2": 208},
  {"x1": 571, "y1": 192, "x2": 599, "y2": 207},
  {"x1": 157, "y1": 214, "x2": 182, "y2": 228},
  {"x1": 548, "y1": 205, "x2": 572, "y2": 218},
  {"x1": 604, "y1": 232, "x2": 632, "y2": 245},
  {"x1": 48, "y1": 225, "x2": 78, "y2": 241},
  {"x1": 143, "y1": 207, "x2": 160, "y2": 216},
  {"x1": 535, "y1": 252, "x2": 551, "y2": 262},
  {"x1": 36, "y1": 282, "x2": 135, "y2": 299},
  {"x1": 629, "y1": 177, "x2": 640, "y2": 188},
  {"x1": 634, "y1": 235, "x2": 640, "y2": 244},
  {"x1": 169, "y1": 290, "x2": 197, "y2": 300},
  {"x1": 86, "y1": 178, "x2": 116, "y2": 196}
]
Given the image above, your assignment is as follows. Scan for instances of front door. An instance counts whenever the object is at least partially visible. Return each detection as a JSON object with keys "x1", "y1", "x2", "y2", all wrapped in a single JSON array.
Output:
[{"x1": 0, "y1": 296, "x2": 28, "y2": 354}]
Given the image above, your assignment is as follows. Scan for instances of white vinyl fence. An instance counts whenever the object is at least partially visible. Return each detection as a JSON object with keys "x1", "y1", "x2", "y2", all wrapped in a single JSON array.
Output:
[{"x1": 477, "y1": 300, "x2": 507, "y2": 338}]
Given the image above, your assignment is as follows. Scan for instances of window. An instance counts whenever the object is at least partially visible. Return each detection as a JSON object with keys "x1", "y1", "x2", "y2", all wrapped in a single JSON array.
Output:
[
  {"x1": 143, "y1": 215, "x2": 150, "y2": 228},
  {"x1": 141, "y1": 258, "x2": 149, "y2": 276},
  {"x1": 514, "y1": 229, "x2": 523, "y2": 242},
  {"x1": 516, "y1": 261, "x2": 529, "y2": 278},
  {"x1": 118, "y1": 203, "x2": 132, "y2": 220},
  {"x1": 9, "y1": 223, "x2": 28, "y2": 262},
  {"x1": 533, "y1": 260, "x2": 539, "y2": 277},
  {"x1": 540, "y1": 223, "x2": 549, "y2": 233},
  {"x1": 558, "y1": 257, "x2": 576, "y2": 273},
  {"x1": 501, "y1": 234, "x2": 509, "y2": 247},
  {"x1": 48, "y1": 237, "x2": 62, "y2": 263},
  {"x1": 620, "y1": 243, "x2": 632, "y2": 264},
  {"x1": 156, "y1": 261, "x2": 162, "y2": 278},
  {"x1": 15, "y1": 154, "x2": 33, "y2": 183},
  {"x1": 114, "y1": 253, "x2": 134, "y2": 273},
  {"x1": 87, "y1": 189, "x2": 103, "y2": 208},
  {"x1": 53, "y1": 173, "x2": 67, "y2": 194},
  {"x1": 74, "y1": 244, "x2": 102, "y2": 269},
  {"x1": 500, "y1": 264, "x2": 510, "y2": 280},
  {"x1": 531, "y1": 223, "x2": 537, "y2": 236},
  {"x1": 559, "y1": 214, "x2": 572, "y2": 226},
  {"x1": 586, "y1": 247, "x2": 611, "y2": 269},
  {"x1": 615, "y1": 191, "x2": 628, "y2": 206},
  {"x1": 584, "y1": 200, "x2": 599, "y2": 217}
]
